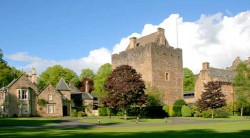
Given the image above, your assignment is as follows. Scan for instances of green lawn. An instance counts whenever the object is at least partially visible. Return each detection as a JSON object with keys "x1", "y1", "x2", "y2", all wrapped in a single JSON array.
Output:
[{"x1": 0, "y1": 117, "x2": 250, "y2": 138}]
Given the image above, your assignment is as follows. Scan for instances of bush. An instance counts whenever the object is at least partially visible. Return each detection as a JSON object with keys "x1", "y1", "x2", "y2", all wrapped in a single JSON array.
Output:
[
  {"x1": 77, "y1": 111, "x2": 86, "y2": 117},
  {"x1": 98, "y1": 108, "x2": 108, "y2": 116},
  {"x1": 201, "y1": 109, "x2": 212, "y2": 118},
  {"x1": 70, "y1": 109, "x2": 77, "y2": 117},
  {"x1": 215, "y1": 109, "x2": 230, "y2": 118},
  {"x1": 181, "y1": 106, "x2": 192, "y2": 117},
  {"x1": 162, "y1": 105, "x2": 169, "y2": 116},
  {"x1": 168, "y1": 106, "x2": 175, "y2": 117},
  {"x1": 194, "y1": 111, "x2": 202, "y2": 117},
  {"x1": 173, "y1": 99, "x2": 187, "y2": 116}
]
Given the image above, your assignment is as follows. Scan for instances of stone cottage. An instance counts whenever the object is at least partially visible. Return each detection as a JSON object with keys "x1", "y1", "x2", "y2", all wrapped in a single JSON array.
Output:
[
  {"x1": 0, "y1": 71, "x2": 98, "y2": 117},
  {"x1": 112, "y1": 28, "x2": 183, "y2": 105},
  {"x1": 195, "y1": 62, "x2": 237, "y2": 103},
  {"x1": 0, "y1": 74, "x2": 38, "y2": 117}
]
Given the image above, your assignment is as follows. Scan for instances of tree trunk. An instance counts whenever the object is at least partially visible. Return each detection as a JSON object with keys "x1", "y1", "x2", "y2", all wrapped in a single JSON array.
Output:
[
  {"x1": 241, "y1": 106, "x2": 244, "y2": 117},
  {"x1": 124, "y1": 110, "x2": 127, "y2": 120},
  {"x1": 211, "y1": 108, "x2": 214, "y2": 119}
]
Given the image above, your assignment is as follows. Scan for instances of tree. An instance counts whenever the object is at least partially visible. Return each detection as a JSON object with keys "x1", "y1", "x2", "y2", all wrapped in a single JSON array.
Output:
[
  {"x1": 79, "y1": 68, "x2": 95, "y2": 80},
  {"x1": 93, "y1": 63, "x2": 112, "y2": 99},
  {"x1": 173, "y1": 99, "x2": 187, "y2": 116},
  {"x1": 197, "y1": 81, "x2": 226, "y2": 119},
  {"x1": 183, "y1": 68, "x2": 195, "y2": 91},
  {"x1": 78, "y1": 78, "x2": 94, "y2": 92},
  {"x1": 0, "y1": 48, "x2": 4, "y2": 63},
  {"x1": 104, "y1": 65, "x2": 147, "y2": 119},
  {"x1": 145, "y1": 84, "x2": 163, "y2": 106},
  {"x1": 0, "y1": 49, "x2": 21, "y2": 87},
  {"x1": 233, "y1": 62, "x2": 250, "y2": 116},
  {"x1": 38, "y1": 65, "x2": 79, "y2": 89}
]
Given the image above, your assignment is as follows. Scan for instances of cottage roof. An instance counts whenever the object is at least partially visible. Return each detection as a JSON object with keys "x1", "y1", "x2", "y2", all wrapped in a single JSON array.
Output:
[
  {"x1": 208, "y1": 67, "x2": 236, "y2": 82},
  {"x1": 55, "y1": 78, "x2": 71, "y2": 91}
]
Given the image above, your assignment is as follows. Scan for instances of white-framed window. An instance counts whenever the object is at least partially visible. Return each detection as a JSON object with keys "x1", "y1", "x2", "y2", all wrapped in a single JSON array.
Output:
[
  {"x1": 48, "y1": 94, "x2": 52, "y2": 101},
  {"x1": 0, "y1": 105, "x2": 4, "y2": 112},
  {"x1": 47, "y1": 105, "x2": 55, "y2": 114},
  {"x1": 17, "y1": 89, "x2": 28, "y2": 100},
  {"x1": 21, "y1": 104, "x2": 29, "y2": 114}
]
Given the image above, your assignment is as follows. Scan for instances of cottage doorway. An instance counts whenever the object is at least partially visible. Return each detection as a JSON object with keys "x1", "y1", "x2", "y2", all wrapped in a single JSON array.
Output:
[{"x1": 63, "y1": 106, "x2": 68, "y2": 116}]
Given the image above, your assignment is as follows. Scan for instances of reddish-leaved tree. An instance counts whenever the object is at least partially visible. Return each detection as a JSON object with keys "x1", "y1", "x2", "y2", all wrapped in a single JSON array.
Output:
[
  {"x1": 104, "y1": 65, "x2": 147, "y2": 119},
  {"x1": 197, "y1": 81, "x2": 226, "y2": 118}
]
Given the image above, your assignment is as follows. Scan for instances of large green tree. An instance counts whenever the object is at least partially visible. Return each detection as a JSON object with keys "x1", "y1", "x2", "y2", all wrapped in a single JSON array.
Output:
[
  {"x1": 0, "y1": 49, "x2": 21, "y2": 87},
  {"x1": 93, "y1": 63, "x2": 112, "y2": 99},
  {"x1": 183, "y1": 68, "x2": 195, "y2": 91},
  {"x1": 38, "y1": 65, "x2": 79, "y2": 89},
  {"x1": 197, "y1": 81, "x2": 226, "y2": 119},
  {"x1": 104, "y1": 65, "x2": 147, "y2": 119},
  {"x1": 79, "y1": 68, "x2": 95, "y2": 80},
  {"x1": 145, "y1": 84, "x2": 163, "y2": 106},
  {"x1": 233, "y1": 62, "x2": 250, "y2": 116}
]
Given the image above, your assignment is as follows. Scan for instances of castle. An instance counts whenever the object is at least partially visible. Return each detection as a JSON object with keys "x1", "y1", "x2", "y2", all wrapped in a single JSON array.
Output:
[{"x1": 112, "y1": 28, "x2": 183, "y2": 105}]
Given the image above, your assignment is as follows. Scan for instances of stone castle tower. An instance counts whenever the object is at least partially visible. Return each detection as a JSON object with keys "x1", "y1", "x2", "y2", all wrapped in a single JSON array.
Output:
[{"x1": 112, "y1": 28, "x2": 183, "y2": 105}]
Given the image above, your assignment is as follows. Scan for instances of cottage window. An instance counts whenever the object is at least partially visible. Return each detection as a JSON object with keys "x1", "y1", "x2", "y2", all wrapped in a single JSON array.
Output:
[
  {"x1": 165, "y1": 72, "x2": 170, "y2": 81},
  {"x1": 47, "y1": 105, "x2": 54, "y2": 113},
  {"x1": 18, "y1": 89, "x2": 28, "y2": 100},
  {"x1": 48, "y1": 94, "x2": 52, "y2": 101},
  {"x1": 0, "y1": 105, "x2": 4, "y2": 112}
]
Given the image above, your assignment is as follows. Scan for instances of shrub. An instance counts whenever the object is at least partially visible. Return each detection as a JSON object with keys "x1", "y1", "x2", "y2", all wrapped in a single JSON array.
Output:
[
  {"x1": 173, "y1": 99, "x2": 187, "y2": 116},
  {"x1": 215, "y1": 109, "x2": 230, "y2": 118},
  {"x1": 37, "y1": 99, "x2": 47, "y2": 107},
  {"x1": 70, "y1": 109, "x2": 77, "y2": 117},
  {"x1": 98, "y1": 108, "x2": 108, "y2": 116},
  {"x1": 168, "y1": 106, "x2": 175, "y2": 117},
  {"x1": 162, "y1": 105, "x2": 169, "y2": 117},
  {"x1": 77, "y1": 111, "x2": 86, "y2": 117},
  {"x1": 194, "y1": 111, "x2": 202, "y2": 117},
  {"x1": 202, "y1": 109, "x2": 212, "y2": 118},
  {"x1": 181, "y1": 106, "x2": 192, "y2": 117}
]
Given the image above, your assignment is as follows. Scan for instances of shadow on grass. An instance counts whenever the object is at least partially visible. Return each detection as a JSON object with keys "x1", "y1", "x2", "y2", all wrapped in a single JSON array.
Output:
[
  {"x1": 0, "y1": 119, "x2": 61, "y2": 127},
  {"x1": 0, "y1": 128, "x2": 249, "y2": 138}
]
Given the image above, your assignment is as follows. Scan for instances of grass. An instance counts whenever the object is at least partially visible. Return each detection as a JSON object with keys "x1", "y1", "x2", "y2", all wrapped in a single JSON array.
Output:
[{"x1": 0, "y1": 116, "x2": 250, "y2": 137}]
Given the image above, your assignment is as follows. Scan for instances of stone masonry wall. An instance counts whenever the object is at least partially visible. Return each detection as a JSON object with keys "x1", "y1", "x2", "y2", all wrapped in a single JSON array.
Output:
[
  {"x1": 7, "y1": 75, "x2": 38, "y2": 117},
  {"x1": 112, "y1": 42, "x2": 183, "y2": 105},
  {"x1": 151, "y1": 44, "x2": 183, "y2": 105},
  {"x1": 37, "y1": 84, "x2": 63, "y2": 117}
]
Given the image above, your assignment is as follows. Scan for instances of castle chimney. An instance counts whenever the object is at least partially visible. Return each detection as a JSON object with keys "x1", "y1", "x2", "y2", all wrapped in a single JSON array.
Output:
[
  {"x1": 129, "y1": 37, "x2": 137, "y2": 49},
  {"x1": 157, "y1": 28, "x2": 168, "y2": 46},
  {"x1": 157, "y1": 27, "x2": 165, "y2": 35},
  {"x1": 85, "y1": 80, "x2": 89, "y2": 93},
  {"x1": 31, "y1": 68, "x2": 37, "y2": 84},
  {"x1": 202, "y1": 62, "x2": 209, "y2": 70}
]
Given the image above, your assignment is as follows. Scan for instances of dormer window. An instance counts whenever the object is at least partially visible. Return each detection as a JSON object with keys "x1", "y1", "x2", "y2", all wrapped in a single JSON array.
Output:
[{"x1": 18, "y1": 89, "x2": 28, "y2": 100}]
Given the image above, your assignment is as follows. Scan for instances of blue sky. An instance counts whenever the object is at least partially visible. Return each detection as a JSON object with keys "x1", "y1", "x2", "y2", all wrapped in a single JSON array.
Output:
[{"x1": 0, "y1": 0, "x2": 250, "y2": 75}]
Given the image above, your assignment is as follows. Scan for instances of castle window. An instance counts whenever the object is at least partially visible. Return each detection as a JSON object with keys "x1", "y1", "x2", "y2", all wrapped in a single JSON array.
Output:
[
  {"x1": 17, "y1": 89, "x2": 28, "y2": 100},
  {"x1": 165, "y1": 73, "x2": 170, "y2": 81},
  {"x1": 48, "y1": 94, "x2": 52, "y2": 101}
]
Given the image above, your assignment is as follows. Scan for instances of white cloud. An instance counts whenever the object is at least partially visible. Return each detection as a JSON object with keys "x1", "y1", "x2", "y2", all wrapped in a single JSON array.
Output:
[
  {"x1": 7, "y1": 48, "x2": 111, "y2": 75},
  {"x1": 6, "y1": 11, "x2": 250, "y2": 75},
  {"x1": 112, "y1": 11, "x2": 250, "y2": 74}
]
